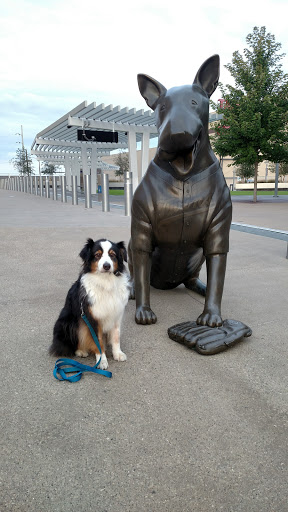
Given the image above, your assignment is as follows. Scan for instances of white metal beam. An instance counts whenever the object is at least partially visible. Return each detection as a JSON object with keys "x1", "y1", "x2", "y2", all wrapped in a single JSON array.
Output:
[
  {"x1": 33, "y1": 138, "x2": 128, "y2": 150},
  {"x1": 127, "y1": 130, "x2": 138, "y2": 192},
  {"x1": 141, "y1": 131, "x2": 150, "y2": 178},
  {"x1": 67, "y1": 115, "x2": 158, "y2": 134}
]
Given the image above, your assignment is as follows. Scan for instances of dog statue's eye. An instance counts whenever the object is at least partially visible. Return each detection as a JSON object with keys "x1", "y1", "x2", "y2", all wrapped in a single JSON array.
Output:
[
  {"x1": 160, "y1": 104, "x2": 166, "y2": 112},
  {"x1": 191, "y1": 99, "x2": 197, "y2": 106}
]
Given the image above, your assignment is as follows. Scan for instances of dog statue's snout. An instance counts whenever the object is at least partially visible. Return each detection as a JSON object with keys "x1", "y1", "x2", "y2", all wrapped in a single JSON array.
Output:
[
  {"x1": 161, "y1": 129, "x2": 194, "y2": 153},
  {"x1": 170, "y1": 131, "x2": 193, "y2": 144},
  {"x1": 103, "y1": 262, "x2": 111, "y2": 271}
]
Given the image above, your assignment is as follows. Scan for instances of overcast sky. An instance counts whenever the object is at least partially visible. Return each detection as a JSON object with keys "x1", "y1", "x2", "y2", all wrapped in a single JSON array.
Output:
[{"x1": 1, "y1": 0, "x2": 288, "y2": 175}]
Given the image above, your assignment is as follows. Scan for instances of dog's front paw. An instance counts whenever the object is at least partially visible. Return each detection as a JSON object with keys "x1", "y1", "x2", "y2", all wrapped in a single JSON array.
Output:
[
  {"x1": 197, "y1": 309, "x2": 222, "y2": 328},
  {"x1": 135, "y1": 306, "x2": 157, "y2": 325},
  {"x1": 75, "y1": 350, "x2": 89, "y2": 357},
  {"x1": 96, "y1": 353, "x2": 109, "y2": 370},
  {"x1": 113, "y1": 350, "x2": 127, "y2": 362}
]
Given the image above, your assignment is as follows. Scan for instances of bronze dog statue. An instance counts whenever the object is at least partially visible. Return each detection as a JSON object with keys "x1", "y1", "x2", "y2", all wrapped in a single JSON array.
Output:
[{"x1": 128, "y1": 55, "x2": 232, "y2": 330}]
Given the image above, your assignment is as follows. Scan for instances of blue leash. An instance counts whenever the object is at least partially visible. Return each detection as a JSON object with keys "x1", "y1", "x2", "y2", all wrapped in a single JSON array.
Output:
[{"x1": 53, "y1": 313, "x2": 112, "y2": 382}]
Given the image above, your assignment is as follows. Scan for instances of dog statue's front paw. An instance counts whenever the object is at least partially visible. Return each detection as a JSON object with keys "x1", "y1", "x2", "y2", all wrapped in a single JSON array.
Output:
[
  {"x1": 197, "y1": 308, "x2": 222, "y2": 328},
  {"x1": 135, "y1": 306, "x2": 157, "y2": 325},
  {"x1": 113, "y1": 350, "x2": 127, "y2": 362}
]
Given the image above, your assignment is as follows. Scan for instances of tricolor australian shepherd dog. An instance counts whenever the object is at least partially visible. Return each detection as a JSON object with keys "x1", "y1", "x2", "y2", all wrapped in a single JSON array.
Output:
[{"x1": 49, "y1": 238, "x2": 130, "y2": 369}]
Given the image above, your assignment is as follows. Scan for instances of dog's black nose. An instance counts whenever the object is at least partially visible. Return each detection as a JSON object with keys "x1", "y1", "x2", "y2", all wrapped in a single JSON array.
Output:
[{"x1": 103, "y1": 262, "x2": 111, "y2": 271}]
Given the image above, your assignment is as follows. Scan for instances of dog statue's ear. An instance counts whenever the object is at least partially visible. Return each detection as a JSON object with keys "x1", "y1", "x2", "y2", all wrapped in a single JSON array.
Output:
[
  {"x1": 193, "y1": 55, "x2": 220, "y2": 98},
  {"x1": 137, "y1": 74, "x2": 167, "y2": 110},
  {"x1": 79, "y1": 238, "x2": 94, "y2": 261},
  {"x1": 117, "y1": 241, "x2": 127, "y2": 262}
]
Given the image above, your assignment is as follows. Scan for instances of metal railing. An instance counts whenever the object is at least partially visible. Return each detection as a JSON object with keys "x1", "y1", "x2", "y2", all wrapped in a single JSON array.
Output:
[
  {"x1": 1, "y1": 178, "x2": 288, "y2": 245},
  {"x1": 0, "y1": 174, "x2": 133, "y2": 217}
]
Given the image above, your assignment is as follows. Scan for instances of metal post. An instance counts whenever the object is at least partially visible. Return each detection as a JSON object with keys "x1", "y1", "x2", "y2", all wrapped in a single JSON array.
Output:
[
  {"x1": 34, "y1": 176, "x2": 38, "y2": 196},
  {"x1": 45, "y1": 176, "x2": 50, "y2": 198},
  {"x1": 124, "y1": 171, "x2": 133, "y2": 216},
  {"x1": 273, "y1": 163, "x2": 279, "y2": 197},
  {"x1": 72, "y1": 175, "x2": 78, "y2": 205},
  {"x1": 101, "y1": 173, "x2": 110, "y2": 212},
  {"x1": 40, "y1": 176, "x2": 44, "y2": 197},
  {"x1": 17, "y1": 176, "x2": 20, "y2": 191},
  {"x1": 29, "y1": 175, "x2": 33, "y2": 194},
  {"x1": 61, "y1": 176, "x2": 67, "y2": 202},
  {"x1": 52, "y1": 176, "x2": 57, "y2": 200},
  {"x1": 84, "y1": 174, "x2": 92, "y2": 209},
  {"x1": 24, "y1": 177, "x2": 28, "y2": 193}
]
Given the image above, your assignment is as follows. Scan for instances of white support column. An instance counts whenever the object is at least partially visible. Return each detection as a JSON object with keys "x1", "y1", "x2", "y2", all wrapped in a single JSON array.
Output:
[
  {"x1": 81, "y1": 146, "x2": 89, "y2": 175},
  {"x1": 64, "y1": 155, "x2": 72, "y2": 191},
  {"x1": 141, "y1": 130, "x2": 150, "y2": 178},
  {"x1": 128, "y1": 129, "x2": 138, "y2": 193},
  {"x1": 91, "y1": 145, "x2": 98, "y2": 194}
]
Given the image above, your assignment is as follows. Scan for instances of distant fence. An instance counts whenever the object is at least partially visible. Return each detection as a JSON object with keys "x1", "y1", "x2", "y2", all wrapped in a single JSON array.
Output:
[{"x1": 0, "y1": 174, "x2": 132, "y2": 216}]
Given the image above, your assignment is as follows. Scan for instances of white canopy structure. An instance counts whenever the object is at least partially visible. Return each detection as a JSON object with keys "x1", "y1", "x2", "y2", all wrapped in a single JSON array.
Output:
[{"x1": 31, "y1": 101, "x2": 158, "y2": 193}]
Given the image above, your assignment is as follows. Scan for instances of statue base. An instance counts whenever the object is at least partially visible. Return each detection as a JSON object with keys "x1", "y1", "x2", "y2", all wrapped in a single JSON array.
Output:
[{"x1": 168, "y1": 319, "x2": 252, "y2": 355}]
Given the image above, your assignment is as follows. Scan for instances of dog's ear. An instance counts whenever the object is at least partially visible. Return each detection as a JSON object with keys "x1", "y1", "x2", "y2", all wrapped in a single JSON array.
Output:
[
  {"x1": 117, "y1": 241, "x2": 127, "y2": 262},
  {"x1": 137, "y1": 74, "x2": 167, "y2": 110},
  {"x1": 193, "y1": 55, "x2": 220, "y2": 98},
  {"x1": 79, "y1": 238, "x2": 94, "y2": 262}
]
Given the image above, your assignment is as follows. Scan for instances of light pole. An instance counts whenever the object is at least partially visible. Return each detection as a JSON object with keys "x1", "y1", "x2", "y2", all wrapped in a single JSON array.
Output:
[
  {"x1": 273, "y1": 163, "x2": 279, "y2": 198},
  {"x1": 15, "y1": 125, "x2": 24, "y2": 150},
  {"x1": 15, "y1": 126, "x2": 30, "y2": 175}
]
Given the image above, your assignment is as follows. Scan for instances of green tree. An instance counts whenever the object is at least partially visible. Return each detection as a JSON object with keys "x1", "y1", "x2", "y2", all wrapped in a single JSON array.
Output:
[
  {"x1": 212, "y1": 26, "x2": 288, "y2": 202},
  {"x1": 235, "y1": 162, "x2": 255, "y2": 182},
  {"x1": 10, "y1": 148, "x2": 34, "y2": 175},
  {"x1": 41, "y1": 162, "x2": 60, "y2": 175},
  {"x1": 113, "y1": 151, "x2": 129, "y2": 178}
]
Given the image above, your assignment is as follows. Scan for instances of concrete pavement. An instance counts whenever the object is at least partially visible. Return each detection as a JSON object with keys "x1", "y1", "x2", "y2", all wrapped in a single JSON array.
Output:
[{"x1": 0, "y1": 189, "x2": 287, "y2": 512}]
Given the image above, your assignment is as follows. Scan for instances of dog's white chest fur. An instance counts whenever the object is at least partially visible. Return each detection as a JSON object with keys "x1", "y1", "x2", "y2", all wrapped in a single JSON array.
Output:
[{"x1": 81, "y1": 272, "x2": 129, "y2": 333}]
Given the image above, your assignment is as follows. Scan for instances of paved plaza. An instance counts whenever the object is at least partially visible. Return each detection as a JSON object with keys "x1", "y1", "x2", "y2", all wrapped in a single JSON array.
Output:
[{"x1": 0, "y1": 189, "x2": 287, "y2": 512}]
